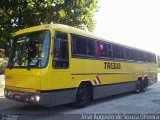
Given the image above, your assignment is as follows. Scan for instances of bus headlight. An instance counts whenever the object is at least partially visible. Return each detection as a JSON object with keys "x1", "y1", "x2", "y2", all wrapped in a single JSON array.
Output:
[
  {"x1": 31, "y1": 96, "x2": 35, "y2": 101},
  {"x1": 35, "y1": 95, "x2": 40, "y2": 102},
  {"x1": 30, "y1": 95, "x2": 40, "y2": 102}
]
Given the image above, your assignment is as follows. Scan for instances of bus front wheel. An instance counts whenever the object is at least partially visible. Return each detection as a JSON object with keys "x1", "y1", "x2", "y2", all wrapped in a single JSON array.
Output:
[{"x1": 74, "y1": 84, "x2": 91, "y2": 108}]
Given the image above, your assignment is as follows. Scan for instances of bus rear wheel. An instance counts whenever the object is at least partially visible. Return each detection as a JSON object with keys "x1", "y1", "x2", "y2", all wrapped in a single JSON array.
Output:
[
  {"x1": 135, "y1": 79, "x2": 142, "y2": 93},
  {"x1": 74, "y1": 84, "x2": 91, "y2": 108},
  {"x1": 141, "y1": 77, "x2": 148, "y2": 92}
]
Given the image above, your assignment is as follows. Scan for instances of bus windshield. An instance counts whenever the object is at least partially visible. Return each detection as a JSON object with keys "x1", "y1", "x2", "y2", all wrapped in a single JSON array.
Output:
[{"x1": 8, "y1": 30, "x2": 51, "y2": 68}]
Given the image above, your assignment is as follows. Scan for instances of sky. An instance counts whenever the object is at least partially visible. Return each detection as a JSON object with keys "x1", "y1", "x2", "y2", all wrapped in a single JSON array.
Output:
[{"x1": 94, "y1": 0, "x2": 160, "y2": 55}]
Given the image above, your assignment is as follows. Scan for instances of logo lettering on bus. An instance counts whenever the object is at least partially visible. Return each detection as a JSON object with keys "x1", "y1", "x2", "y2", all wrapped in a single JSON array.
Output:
[{"x1": 104, "y1": 62, "x2": 121, "y2": 69}]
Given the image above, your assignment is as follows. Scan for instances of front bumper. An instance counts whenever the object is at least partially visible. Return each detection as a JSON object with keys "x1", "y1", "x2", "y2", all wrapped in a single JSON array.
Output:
[
  {"x1": 4, "y1": 88, "x2": 76, "y2": 107},
  {"x1": 4, "y1": 89, "x2": 51, "y2": 107}
]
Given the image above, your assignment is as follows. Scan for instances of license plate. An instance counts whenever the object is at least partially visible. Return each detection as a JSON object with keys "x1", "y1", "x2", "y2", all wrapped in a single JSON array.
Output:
[{"x1": 14, "y1": 95, "x2": 22, "y2": 99}]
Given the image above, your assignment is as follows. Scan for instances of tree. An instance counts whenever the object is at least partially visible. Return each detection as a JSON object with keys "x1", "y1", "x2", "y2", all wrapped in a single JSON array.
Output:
[{"x1": 0, "y1": 0, "x2": 98, "y2": 48}]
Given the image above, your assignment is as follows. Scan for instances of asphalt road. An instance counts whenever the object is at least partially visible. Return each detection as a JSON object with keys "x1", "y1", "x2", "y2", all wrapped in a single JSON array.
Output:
[{"x1": 0, "y1": 81, "x2": 160, "y2": 120}]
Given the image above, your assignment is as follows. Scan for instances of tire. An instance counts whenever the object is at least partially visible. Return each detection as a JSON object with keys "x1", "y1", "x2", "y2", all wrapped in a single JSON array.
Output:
[
  {"x1": 141, "y1": 80, "x2": 146, "y2": 92},
  {"x1": 141, "y1": 78, "x2": 148, "y2": 92},
  {"x1": 135, "y1": 79, "x2": 141, "y2": 93},
  {"x1": 74, "y1": 84, "x2": 91, "y2": 108},
  {"x1": 144, "y1": 78, "x2": 149, "y2": 87}
]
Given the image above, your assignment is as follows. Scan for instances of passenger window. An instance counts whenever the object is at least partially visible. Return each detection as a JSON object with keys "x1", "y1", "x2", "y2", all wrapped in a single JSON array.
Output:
[
  {"x1": 96, "y1": 41, "x2": 105, "y2": 57},
  {"x1": 113, "y1": 45, "x2": 124, "y2": 59},
  {"x1": 125, "y1": 48, "x2": 135, "y2": 60},
  {"x1": 96, "y1": 41, "x2": 112, "y2": 58},
  {"x1": 53, "y1": 32, "x2": 69, "y2": 68},
  {"x1": 87, "y1": 39, "x2": 95, "y2": 56},
  {"x1": 106, "y1": 43, "x2": 112, "y2": 58},
  {"x1": 148, "y1": 53, "x2": 156, "y2": 63},
  {"x1": 144, "y1": 52, "x2": 148, "y2": 62},
  {"x1": 135, "y1": 50, "x2": 143, "y2": 61},
  {"x1": 72, "y1": 35, "x2": 95, "y2": 57}
]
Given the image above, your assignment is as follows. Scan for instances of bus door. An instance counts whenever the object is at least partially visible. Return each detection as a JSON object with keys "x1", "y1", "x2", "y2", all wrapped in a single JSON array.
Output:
[{"x1": 52, "y1": 31, "x2": 71, "y2": 89}]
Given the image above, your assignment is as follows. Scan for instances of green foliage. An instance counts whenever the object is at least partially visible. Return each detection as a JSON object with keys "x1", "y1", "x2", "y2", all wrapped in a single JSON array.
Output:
[
  {"x1": 0, "y1": 0, "x2": 98, "y2": 48},
  {"x1": 0, "y1": 58, "x2": 8, "y2": 71}
]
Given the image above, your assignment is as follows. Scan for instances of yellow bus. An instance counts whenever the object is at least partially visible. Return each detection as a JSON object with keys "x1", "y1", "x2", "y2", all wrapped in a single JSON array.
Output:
[{"x1": 4, "y1": 24, "x2": 157, "y2": 107}]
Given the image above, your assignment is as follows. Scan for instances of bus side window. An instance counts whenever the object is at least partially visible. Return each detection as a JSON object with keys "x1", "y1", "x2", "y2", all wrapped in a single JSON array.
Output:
[
  {"x1": 96, "y1": 42, "x2": 107, "y2": 58},
  {"x1": 113, "y1": 45, "x2": 124, "y2": 59},
  {"x1": 53, "y1": 32, "x2": 69, "y2": 68},
  {"x1": 72, "y1": 35, "x2": 95, "y2": 57},
  {"x1": 125, "y1": 48, "x2": 135, "y2": 61},
  {"x1": 106, "y1": 43, "x2": 112, "y2": 58}
]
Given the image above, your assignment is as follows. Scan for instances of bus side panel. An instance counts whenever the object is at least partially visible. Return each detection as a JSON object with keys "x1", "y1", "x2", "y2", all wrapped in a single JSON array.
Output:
[
  {"x1": 40, "y1": 88, "x2": 76, "y2": 107},
  {"x1": 70, "y1": 58, "x2": 157, "y2": 100},
  {"x1": 93, "y1": 81, "x2": 136, "y2": 99}
]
